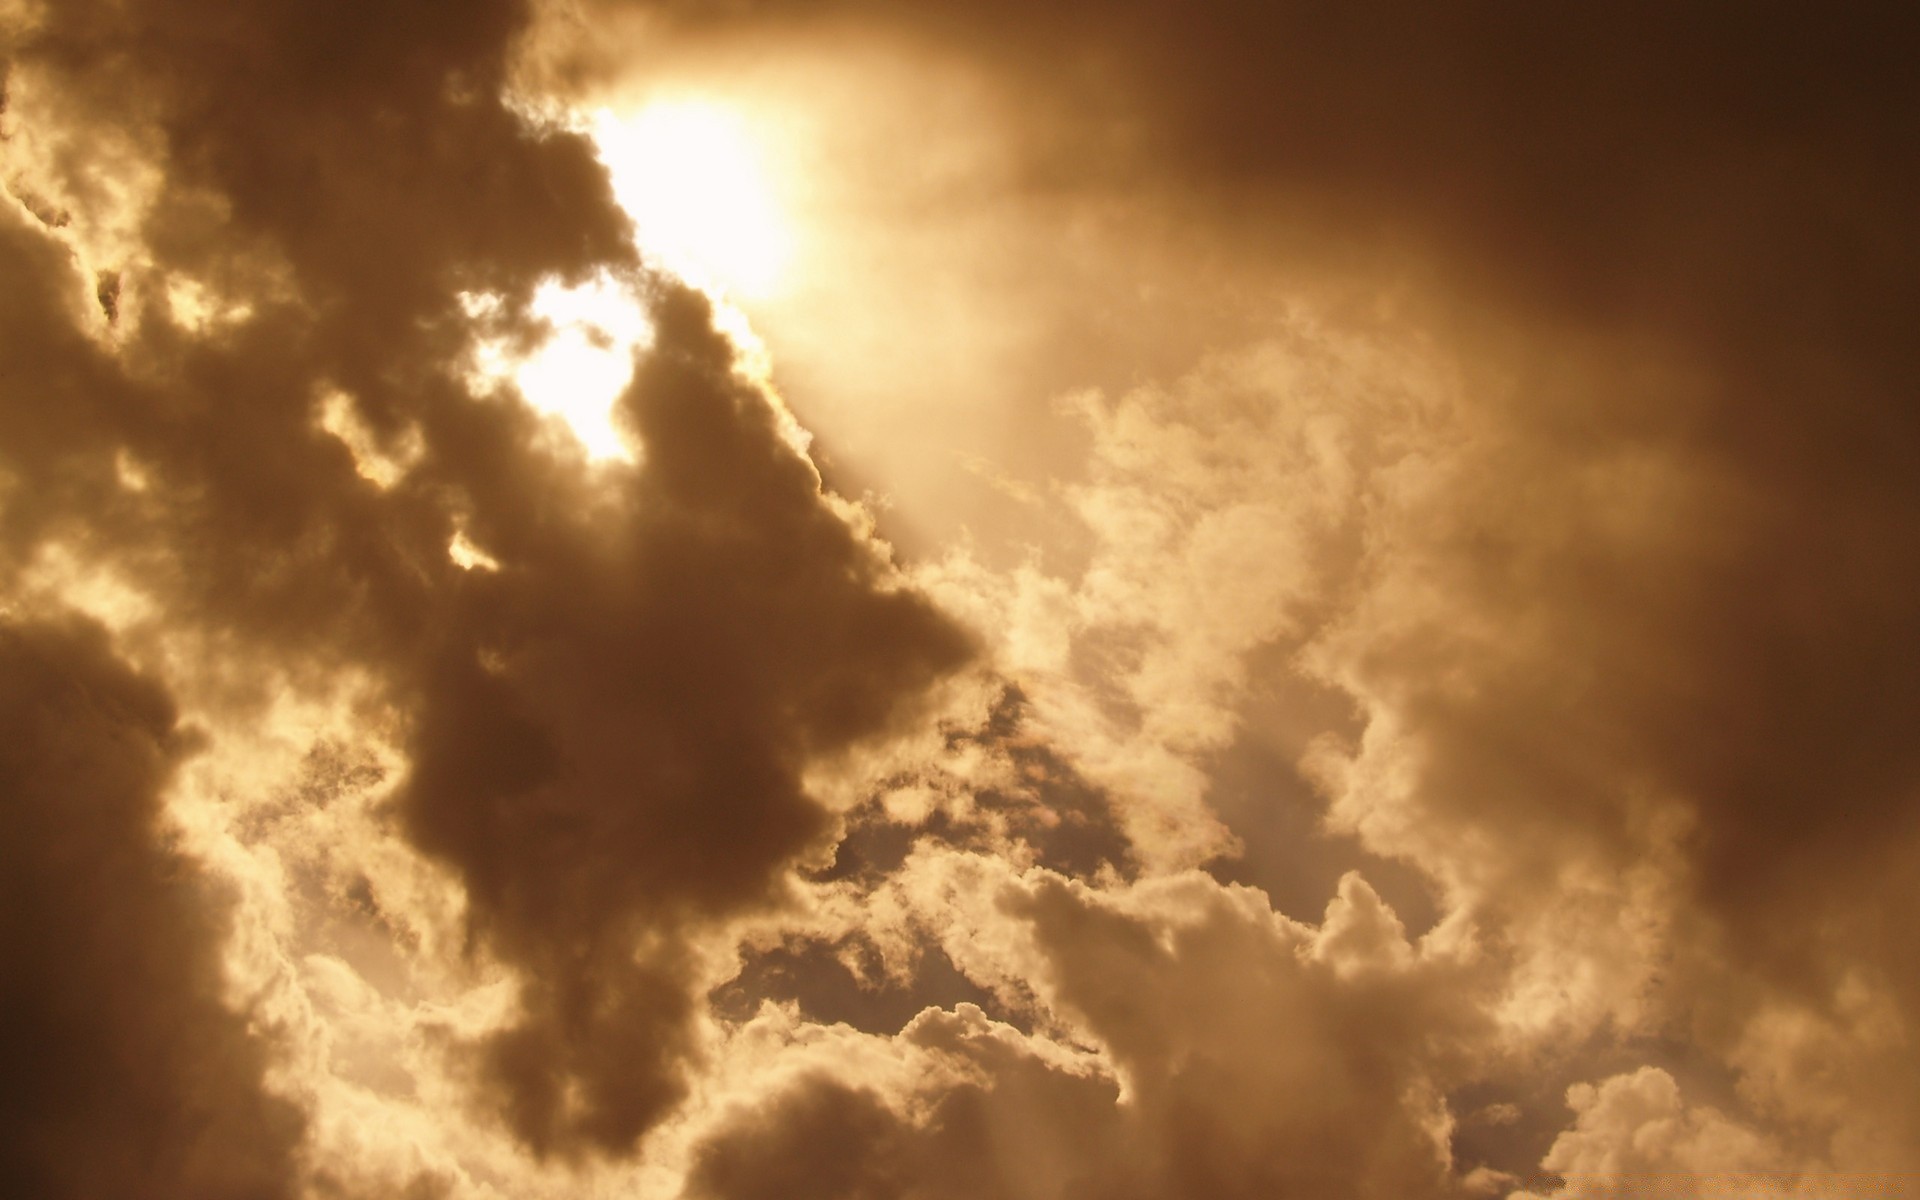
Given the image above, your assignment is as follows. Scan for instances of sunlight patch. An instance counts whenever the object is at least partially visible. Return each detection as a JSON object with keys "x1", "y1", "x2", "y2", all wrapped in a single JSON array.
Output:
[
  {"x1": 316, "y1": 388, "x2": 423, "y2": 489},
  {"x1": 448, "y1": 528, "x2": 501, "y2": 572},
  {"x1": 462, "y1": 272, "x2": 652, "y2": 463}
]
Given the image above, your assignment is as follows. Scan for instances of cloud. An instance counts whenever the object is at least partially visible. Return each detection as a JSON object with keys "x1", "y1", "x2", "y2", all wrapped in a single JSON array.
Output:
[
  {"x1": 686, "y1": 854, "x2": 1496, "y2": 1200},
  {"x1": 577, "y1": 2, "x2": 1920, "y2": 1183},
  {"x1": 1513, "y1": 1068, "x2": 1792, "y2": 1200},
  {"x1": 397, "y1": 285, "x2": 973, "y2": 1156},
  {"x1": 9, "y1": 0, "x2": 1920, "y2": 1195},
  {"x1": 6, "y1": 0, "x2": 973, "y2": 1170},
  {"x1": 0, "y1": 616, "x2": 306, "y2": 1199}
]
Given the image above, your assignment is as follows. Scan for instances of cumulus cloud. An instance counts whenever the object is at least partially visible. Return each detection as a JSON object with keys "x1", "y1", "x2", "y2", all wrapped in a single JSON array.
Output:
[
  {"x1": 1513, "y1": 1068, "x2": 1796, "y2": 1200},
  {"x1": 685, "y1": 853, "x2": 1497, "y2": 1200},
  {"x1": 919, "y1": 324, "x2": 1448, "y2": 872},
  {"x1": 0, "y1": 617, "x2": 305, "y2": 1198},
  {"x1": 7, "y1": 0, "x2": 1920, "y2": 1197},
  {"x1": 6, "y1": 0, "x2": 970, "y2": 1174}
]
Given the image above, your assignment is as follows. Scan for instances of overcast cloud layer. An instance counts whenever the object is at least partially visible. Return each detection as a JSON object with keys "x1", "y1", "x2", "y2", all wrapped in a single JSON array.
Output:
[{"x1": 3, "y1": 2, "x2": 1918, "y2": 1198}]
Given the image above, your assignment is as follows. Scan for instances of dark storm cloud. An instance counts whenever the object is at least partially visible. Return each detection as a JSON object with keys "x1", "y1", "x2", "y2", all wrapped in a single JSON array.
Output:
[
  {"x1": 961, "y1": 0, "x2": 1920, "y2": 1168},
  {"x1": 0, "y1": 616, "x2": 305, "y2": 1199},
  {"x1": 568, "y1": 0, "x2": 1920, "y2": 1181},
  {"x1": 13, "y1": 0, "x2": 1920, "y2": 1189},
  {"x1": 1050, "y1": 10, "x2": 1920, "y2": 1165},
  {"x1": 6, "y1": 0, "x2": 971, "y2": 1165},
  {"x1": 403, "y1": 285, "x2": 972, "y2": 1155},
  {"x1": 597, "y1": 0, "x2": 1920, "y2": 932}
]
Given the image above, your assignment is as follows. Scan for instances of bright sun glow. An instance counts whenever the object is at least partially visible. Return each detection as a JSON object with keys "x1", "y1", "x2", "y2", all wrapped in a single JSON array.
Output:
[
  {"x1": 457, "y1": 100, "x2": 787, "y2": 463},
  {"x1": 591, "y1": 100, "x2": 791, "y2": 300},
  {"x1": 464, "y1": 273, "x2": 653, "y2": 462}
]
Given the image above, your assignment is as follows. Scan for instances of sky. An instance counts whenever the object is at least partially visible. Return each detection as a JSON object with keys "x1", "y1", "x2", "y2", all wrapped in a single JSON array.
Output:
[{"x1": 3, "y1": 2, "x2": 1918, "y2": 1198}]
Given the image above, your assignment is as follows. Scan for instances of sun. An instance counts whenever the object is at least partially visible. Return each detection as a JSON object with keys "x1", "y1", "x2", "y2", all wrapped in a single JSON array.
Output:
[
  {"x1": 453, "y1": 98, "x2": 791, "y2": 465},
  {"x1": 590, "y1": 99, "x2": 792, "y2": 300}
]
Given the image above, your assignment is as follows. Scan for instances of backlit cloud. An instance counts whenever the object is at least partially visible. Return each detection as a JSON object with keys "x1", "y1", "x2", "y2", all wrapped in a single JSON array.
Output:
[{"x1": 4, "y1": 1, "x2": 1918, "y2": 1197}]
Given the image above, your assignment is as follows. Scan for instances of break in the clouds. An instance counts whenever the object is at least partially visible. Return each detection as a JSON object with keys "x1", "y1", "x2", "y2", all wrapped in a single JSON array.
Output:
[{"x1": 4, "y1": 1, "x2": 1919, "y2": 1198}]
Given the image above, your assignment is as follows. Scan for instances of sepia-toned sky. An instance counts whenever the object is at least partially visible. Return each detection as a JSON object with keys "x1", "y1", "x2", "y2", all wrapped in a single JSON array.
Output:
[{"x1": 4, "y1": 2, "x2": 1919, "y2": 1197}]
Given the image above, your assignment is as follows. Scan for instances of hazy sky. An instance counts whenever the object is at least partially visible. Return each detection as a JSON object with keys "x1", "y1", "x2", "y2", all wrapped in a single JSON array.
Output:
[{"x1": 4, "y1": 3, "x2": 1918, "y2": 1198}]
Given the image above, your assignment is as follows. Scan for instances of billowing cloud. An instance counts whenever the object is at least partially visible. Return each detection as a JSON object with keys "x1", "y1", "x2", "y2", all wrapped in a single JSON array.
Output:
[
  {"x1": 0, "y1": 617, "x2": 305, "y2": 1199},
  {"x1": 685, "y1": 853, "x2": 1496, "y2": 1200},
  {"x1": 6, "y1": 0, "x2": 970, "y2": 1176},
  {"x1": 6, "y1": 0, "x2": 1920, "y2": 1197},
  {"x1": 400, "y1": 284, "x2": 972, "y2": 1156}
]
